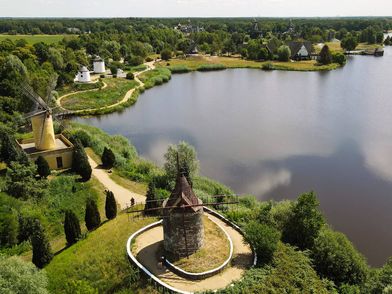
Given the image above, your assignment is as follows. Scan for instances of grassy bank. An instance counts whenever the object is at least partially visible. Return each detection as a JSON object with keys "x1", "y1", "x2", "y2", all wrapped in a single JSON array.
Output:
[
  {"x1": 57, "y1": 81, "x2": 104, "y2": 97},
  {"x1": 159, "y1": 56, "x2": 339, "y2": 72},
  {"x1": 0, "y1": 34, "x2": 71, "y2": 44},
  {"x1": 139, "y1": 67, "x2": 171, "y2": 89},
  {"x1": 61, "y1": 78, "x2": 138, "y2": 111}
]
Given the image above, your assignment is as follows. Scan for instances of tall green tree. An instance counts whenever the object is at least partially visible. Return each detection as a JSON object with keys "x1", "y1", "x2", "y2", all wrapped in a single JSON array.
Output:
[
  {"x1": 277, "y1": 45, "x2": 291, "y2": 62},
  {"x1": 160, "y1": 48, "x2": 172, "y2": 61},
  {"x1": 144, "y1": 181, "x2": 158, "y2": 215},
  {"x1": 31, "y1": 219, "x2": 53, "y2": 268},
  {"x1": 105, "y1": 190, "x2": 117, "y2": 220},
  {"x1": 282, "y1": 192, "x2": 325, "y2": 250},
  {"x1": 35, "y1": 155, "x2": 51, "y2": 178},
  {"x1": 64, "y1": 210, "x2": 82, "y2": 245},
  {"x1": 72, "y1": 139, "x2": 92, "y2": 182},
  {"x1": 319, "y1": 45, "x2": 332, "y2": 65},
  {"x1": 101, "y1": 147, "x2": 115, "y2": 169},
  {"x1": 85, "y1": 198, "x2": 101, "y2": 231},
  {"x1": 341, "y1": 34, "x2": 358, "y2": 51},
  {"x1": 164, "y1": 141, "x2": 199, "y2": 181}
]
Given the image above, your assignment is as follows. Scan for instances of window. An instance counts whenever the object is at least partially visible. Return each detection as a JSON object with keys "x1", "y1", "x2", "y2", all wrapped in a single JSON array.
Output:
[{"x1": 56, "y1": 157, "x2": 63, "y2": 169}]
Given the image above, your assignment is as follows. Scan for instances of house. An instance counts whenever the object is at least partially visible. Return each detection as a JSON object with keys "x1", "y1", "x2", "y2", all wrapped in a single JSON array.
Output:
[
  {"x1": 75, "y1": 66, "x2": 91, "y2": 83},
  {"x1": 287, "y1": 41, "x2": 313, "y2": 60},
  {"x1": 93, "y1": 56, "x2": 106, "y2": 74},
  {"x1": 116, "y1": 69, "x2": 126, "y2": 78}
]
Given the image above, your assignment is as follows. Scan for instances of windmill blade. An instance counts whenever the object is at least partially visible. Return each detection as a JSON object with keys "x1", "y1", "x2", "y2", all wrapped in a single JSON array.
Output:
[
  {"x1": 21, "y1": 83, "x2": 49, "y2": 111},
  {"x1": 24, "y1": 109, "x2": 47, "y2": 119}
]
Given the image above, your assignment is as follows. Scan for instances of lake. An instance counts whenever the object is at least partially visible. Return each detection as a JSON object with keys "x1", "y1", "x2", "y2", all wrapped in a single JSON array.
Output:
[{"x1": 78, "y1": 47, "x2": 392, "y2": 266}]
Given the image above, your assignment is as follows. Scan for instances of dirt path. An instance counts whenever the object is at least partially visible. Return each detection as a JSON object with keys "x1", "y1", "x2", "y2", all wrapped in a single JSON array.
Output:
[
  {"x1": 57, "y1": 61, "x2": 155, "y2": 114},
  {"x1": 133, "y1": 212, "x2": 253, "y2": 293},
  {"x1": 88, "y1": 156, "x2": 145, "y2": 209}
]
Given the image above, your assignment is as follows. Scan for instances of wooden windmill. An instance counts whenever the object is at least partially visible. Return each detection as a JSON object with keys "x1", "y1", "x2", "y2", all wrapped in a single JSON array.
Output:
[{"x1": 22, "y1": 78, "x2": 59, "y2": 151}]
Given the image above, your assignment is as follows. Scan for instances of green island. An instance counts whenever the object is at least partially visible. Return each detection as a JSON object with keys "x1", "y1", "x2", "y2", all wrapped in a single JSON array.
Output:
[{"x1": 0, "y1": 16, "x2": 392, "y2": 294}]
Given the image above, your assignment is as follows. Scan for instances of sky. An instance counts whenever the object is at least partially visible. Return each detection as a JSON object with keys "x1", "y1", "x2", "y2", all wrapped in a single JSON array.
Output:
[{"x1": 0, "y1": 0, "x2": 391, "y2": 18}]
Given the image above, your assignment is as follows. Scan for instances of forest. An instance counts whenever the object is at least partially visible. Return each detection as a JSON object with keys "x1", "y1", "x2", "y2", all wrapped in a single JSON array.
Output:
[{"x1": 1, "y1": 17, "x2": 392, "y2": 294}]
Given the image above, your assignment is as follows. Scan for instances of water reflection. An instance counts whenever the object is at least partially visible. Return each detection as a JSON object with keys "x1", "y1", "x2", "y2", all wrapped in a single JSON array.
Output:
[{"x1": 77, "y1": 47, "x2": 392, "y2": 266}]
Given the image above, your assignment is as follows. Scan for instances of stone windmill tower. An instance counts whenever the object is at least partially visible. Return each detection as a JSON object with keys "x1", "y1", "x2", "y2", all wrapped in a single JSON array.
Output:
[{"x1": 162, "y1": 168, "x2": 204, "y2": 258}]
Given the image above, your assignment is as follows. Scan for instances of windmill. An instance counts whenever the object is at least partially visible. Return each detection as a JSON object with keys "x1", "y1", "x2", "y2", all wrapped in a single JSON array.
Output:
[{"x1": 22, "y1": 77, "x2": 59, "y2": 151}]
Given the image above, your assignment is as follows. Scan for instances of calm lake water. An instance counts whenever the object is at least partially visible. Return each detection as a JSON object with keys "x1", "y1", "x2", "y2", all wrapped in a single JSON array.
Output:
[{"x1": 78, "y1": 47, "x2": 392, "y2": 266}]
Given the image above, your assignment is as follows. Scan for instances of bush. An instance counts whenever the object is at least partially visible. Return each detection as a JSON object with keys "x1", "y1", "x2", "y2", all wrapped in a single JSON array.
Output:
[
  {"x1": 126, "y1": 72, "x2": 134, "y2": 80},
  {"x1": 160, "y1": 49, "x2": 172, "y2": 61},
  {"x1": 85, "y1": 198, "x2": 101, "y2": 231},
  {"x1": 277, "y1": 45, "x2": 291, "y2": 62},
  {"x1": 144, "y1": 181, "x2": 158, "y2": 215},
  {"x1": 0, "y1": 208, "x2": 19, "y2": 247},
  {"x1": 332, "y1": 52, "x2": 347, "y2": 66},
  {"x1": 319, "y1": 45, "x2": 332, "y2": 65},
  {"x1": 105, "y1": 190, "x2": 117, "y2": 220},
  {"x1": 69, "y1": 129, "x2": 92, "y2": 147},
  {"x1": 312, "y1": 228, "x2": 368, "y2": 286},
  {"x1": 0, "y1": 255, "x2": 49, "y2": 294},
  {"x1": 31, "y1": 219, "x2": 53, "y2": 268},
  {"x1": 282, "y1": 191, "x2": 325, "y2": 250},
  {"x1": 72, "y1": 140, "x2": 92, "y2": 182},
  {"x1": 145, "y1": 56, "x2": 153, "y2": 62},
  {"x1": 64, "y1": 210, "x2": 81, "y2": 245},
  {"x1": 35, "y1": 156, "x2": 51, "y2": 178},
  {"x1": 244, "y1": 221, "x2": 281, "y2": 265},
  {"x1": 128, "y1": 55, "x2": 144, "y2": 66},
  {"x1": 101, "y1": 147, "x2": 116, "y2": 169},
  {"x1": 262, "y1": 62, "x2": 274, "y2": 70}
]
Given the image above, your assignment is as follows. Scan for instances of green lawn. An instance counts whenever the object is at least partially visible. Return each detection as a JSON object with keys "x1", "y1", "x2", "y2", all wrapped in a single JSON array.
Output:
[
  {"x1": 45, "y1": 213, "x2": 157, "y2": 293},
  {"x1": 0, "y1": 34, "x2": 72, "y2": 44},
  {"x1": 61, "y1": 78, "x2": 138, "y2": 111}
]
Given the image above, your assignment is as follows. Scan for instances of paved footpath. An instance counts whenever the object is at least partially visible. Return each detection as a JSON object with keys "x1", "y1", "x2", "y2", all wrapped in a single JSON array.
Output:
[
  {"x1": 88, "y1": 156, "x2": 145, "y2": 209},
  {"x1": 133, "y1": 213, "x2": 253, "y2": 293}
]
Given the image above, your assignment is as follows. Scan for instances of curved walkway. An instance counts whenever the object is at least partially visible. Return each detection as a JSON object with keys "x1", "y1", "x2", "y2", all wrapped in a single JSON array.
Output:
[
  {"x1": 132, "y1": 212, "x2": 253, "y2": 293},
  {"x1": 57, "y1": 61, "x2": 155, "y2": 115},
  {"x1": 88, "y1": 156, "x2": 145, "y2": 209}
]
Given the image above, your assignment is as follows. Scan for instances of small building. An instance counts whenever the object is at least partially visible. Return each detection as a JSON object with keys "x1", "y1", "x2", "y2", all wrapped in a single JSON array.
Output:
[
  {"x1": 76, "y1": 66, "x2": 91, "y2": 83},
  {"x1": 287, "y1": 41, "x2": 313, "y2": 60},
  {"x1": 116, "y1": 69, "x2": 126, "y2": 78},
  {"x1": 17, "y1": 134, "x2": 74, "y2": 170},
  {"x1": 162, "y1": 172, "x2": 204, "y2": 258},
  {"x1": 93, "y1": 56, "x2": 106, "y2": 74}
]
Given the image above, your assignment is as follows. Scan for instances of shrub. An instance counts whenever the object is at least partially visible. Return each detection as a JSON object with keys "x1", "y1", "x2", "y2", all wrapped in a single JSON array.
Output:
[
  {"x1": 35, "y1": 156, "x2": 51, "y2": 178},
  {"x1": 101, "y1": 147, "x2": 116, "y2": 169},
  {"x1": 0, "y1": 208, "x2": 19, "y2": 247},
  {"x1": 69, "y1": 129, "x2": 92, "y2": 147},
  {"x1": 72, "y1": 140, "x2": 92, "y2": 182},
  {"x1": 64, "y1": 210, "x2": 82, "y2": 245},
  {"x1": 262, "y1": 62, "x2": 274, "y2": 70},
  {"x1": 332, "y1": 52, "x2": 347, "y2": 66},
  {"x1": 244, "y1": 221, "x2": 281, "y2": 265},
  {"x1": 144, "y1": 181, "x2": 158, "y2": 215},
  {"x1": 31, "y1": 219, "x2": 53, "y2": 268},
  {"x1": 277, "y1": 45, "x2": 291, "y2": 61},
  {"x1": 145, "y1": 56, "x2": 153, "y2": 62},
  {"x1": 160, "y1": 48, "x2": 172, "y2": 61},
  {"x1": 126, "y1": 72, "x2": 134, "y2": 80},
  {"x1": 85, "y1": 198, "x2": 101, "y2": 231},
  {"x1": 105, "y1": 190, "x2": 117, "y2": 220},
  {"x1": 0, "y1": 255, "x2": 49, "y2": 294},
  {"x1": 319, "y1": 45, "x2": 332, "y2": 65},
  {"x1": 312, "y1": 228, "x2": 368, "y2": 286},
  {"x1": 282, "y1": 191, "x2": 325, "y2": 250},
  {"x1": 128, "y1": 56, "x2": 144, "y2": 66}
]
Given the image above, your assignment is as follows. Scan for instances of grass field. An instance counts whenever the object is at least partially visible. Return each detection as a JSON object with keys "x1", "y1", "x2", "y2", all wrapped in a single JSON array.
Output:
[
  {"x1": 159, "y1": 55, "x2": 339, "y2": 72},
  {"x1": 45, "y1": 212, "x2": 156, "y2": 293},
  {"x1": 167, "y1": 216, "x2": 231, "y2": 273},
  {"x1": 0, "y1": 34, "x2": 72, "y2": 44},
  {"x1": 319, "y1": 41, "x2": 383, "y2": 53},
  {"x1": 61, "y1": 78, "x2": 138, "y2": 111}
]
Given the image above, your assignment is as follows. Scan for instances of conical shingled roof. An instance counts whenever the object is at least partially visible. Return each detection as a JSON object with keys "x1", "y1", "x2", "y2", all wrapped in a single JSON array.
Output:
[{"x1": 163, "y1": 174, "x2": 202, "y2": 212}]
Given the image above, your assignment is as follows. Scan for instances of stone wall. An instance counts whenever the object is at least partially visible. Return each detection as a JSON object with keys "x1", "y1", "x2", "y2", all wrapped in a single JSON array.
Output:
[{"x1": 163, "y1": 209, "x2": 204, "y2": 258}]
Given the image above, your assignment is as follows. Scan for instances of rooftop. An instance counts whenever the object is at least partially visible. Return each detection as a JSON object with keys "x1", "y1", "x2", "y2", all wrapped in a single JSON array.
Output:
[{"x1": 18, "y1": 134, "x2": 73, "y2": 155}]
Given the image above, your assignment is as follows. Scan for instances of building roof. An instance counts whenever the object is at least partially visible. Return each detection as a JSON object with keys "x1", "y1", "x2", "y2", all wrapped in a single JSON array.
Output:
[
  {"x1": 94, "y1": 56, "x2": 104, "y2": 62},
  {"x1": 287, "y1": 41, "x2": 313, "y2": 57},
  {"x1": 164, "y1": 174, "x2": 202, "y2": 213},
  {"x1": 79, "y1": 66, "x2": 89, "y2": 72}
]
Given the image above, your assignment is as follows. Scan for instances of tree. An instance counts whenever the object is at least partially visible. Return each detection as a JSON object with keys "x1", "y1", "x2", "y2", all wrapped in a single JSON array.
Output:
[
  {"x1": 341, "y1": 34, "x2": 358, "y2": 51},
  {"x1": 312, "y1": 228, "x2": 368, "y2": 286},
  {"x1": 282, "y1": 192, "x2": 325, "y2": 250},
  {"x1": 0, "y1": 255, "x2": 49, "y2": 294},
  {"x1": 163, "y1": 141, "x2": 199, "y2": 181},
  {"x1": 35, "y1": 156, "x2": 51, "y2": 178},
  {"x1": 332, "y1": 52, "x2": 347, "y2": 66},
  {"x1": 105, "y1": 190, "x2": 117, "y2": 220},
  {"x1": 319, "y1": 45, "x2": 332, "y2": 65},
  {"x1": 0, "y1": 54, "x2": 28, "y2": 99},
  {"x1": 160, "y1": 48, "x2": 172, "y2": 61},
  {"x1": 85, "y1": 198, "x2": 101, "y2": 231},
  {"x1": 31, "y1": 219, "x2": 53, "y2": 268},
  {"x1": 101, "y1": 147, "x2": 116, "y2": 169},
  {"x1": 244, "y1": 221, "x2": 280, "y2": 265},
  {"x1": 0, "y1": 128, "x2": 27, "y2": 164},
  {"x1": 144, "y1": 181, "x2": 158, "y2": 215},
  {"x1": 277, "y1": 45, "x2": 291, "y2": 61},
  {"x1": 64, "y1": 210, "x2": 81, "y2": 245},
  {"x1": 72, "y1": 140, "x2": 92, "y2": 182}
]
